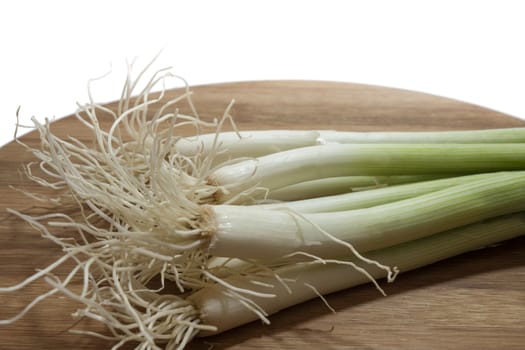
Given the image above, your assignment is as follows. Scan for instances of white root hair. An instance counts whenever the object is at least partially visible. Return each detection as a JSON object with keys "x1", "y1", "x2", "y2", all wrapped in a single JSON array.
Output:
[
  {"x1": 1, "y1": 57, "x2": 396, "y2": 349},
  {"x1": 2, "y1": 59, "x2": 228, "y2": 349}
]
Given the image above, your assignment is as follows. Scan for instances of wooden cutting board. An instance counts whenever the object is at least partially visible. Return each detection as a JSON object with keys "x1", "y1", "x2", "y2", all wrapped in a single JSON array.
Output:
[{"x1": 1, "y1": 81, "x2": 524, "y2": 350}]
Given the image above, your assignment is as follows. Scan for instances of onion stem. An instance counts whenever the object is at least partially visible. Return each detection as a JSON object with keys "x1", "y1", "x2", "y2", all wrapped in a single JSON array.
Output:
[
  {"x1": 261, "y1": 173, "x2": 497, "y2": 213},
  {"x1": 175, "y1": 127, "x2": 525, "y2": 160},
  {"x1": 190, "y1": 212, "x2": 525, "y2": 335},
  {"x1": 267, "y1": 174, "x2": 449, "y2": 200},
  {"x1": 206, "y1": 171, "x2": 525, "y2": 259},
  {"x1": 210, "y1": 143, "x2": 525, "y2": 200}
]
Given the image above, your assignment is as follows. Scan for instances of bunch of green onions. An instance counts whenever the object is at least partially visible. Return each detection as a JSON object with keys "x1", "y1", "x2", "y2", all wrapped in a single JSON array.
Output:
[{"x1": 1, "y1": 65, "x2": 525, "y2": 350}]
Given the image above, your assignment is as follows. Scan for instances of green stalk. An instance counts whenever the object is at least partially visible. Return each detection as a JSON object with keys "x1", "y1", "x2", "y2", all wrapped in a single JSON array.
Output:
[
  {"x1": 174, "y1": 128, "x2": 525, "y2": 160},
  {"x1": 319, "y1": 127, "x2": 525, "y2": 143},
  {"x1": 205, "y1": 171, "x2": 525, "y2": 260},
  {"x1": 263, "y1": 173, "x2": 491, "y2": 212},
  {"x1": 191, "y1": 212, "x2": 525, "y2": 336},
  {"x1": 267, "y1": 175, "x2": 448, "y2": 201},
  {"x1": 209, "y1": 143, "x2": 525, "y2": 199}
]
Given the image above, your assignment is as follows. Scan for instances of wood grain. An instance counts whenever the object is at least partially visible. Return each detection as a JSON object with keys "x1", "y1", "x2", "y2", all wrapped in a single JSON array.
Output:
[{"x1": 0, "y1": 81, "x2": 524, "y2": 350}]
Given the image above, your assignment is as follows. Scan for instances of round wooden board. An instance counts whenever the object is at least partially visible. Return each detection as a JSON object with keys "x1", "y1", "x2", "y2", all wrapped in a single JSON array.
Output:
[{"x1": 1, "y1": 81, "x2": 524, "y2": 350}]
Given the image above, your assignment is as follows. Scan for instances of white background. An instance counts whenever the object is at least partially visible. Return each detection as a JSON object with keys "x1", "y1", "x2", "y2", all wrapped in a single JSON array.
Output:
[{"x1": 1, "y1": 0, "x2": 524, "y2": 147}]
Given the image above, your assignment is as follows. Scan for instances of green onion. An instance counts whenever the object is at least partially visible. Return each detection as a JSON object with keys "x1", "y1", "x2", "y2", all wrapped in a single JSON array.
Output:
[
  {"x1": 204, "y1": 171, "x2": 525, "y2": 260},
  {"x1": 175, "y1": 127, "x2": 525, "y2": 160},
  {"x1": 267, "y1": 174, "x2": 449, "y2": 201},
  {"x1": 209, "y1": 143, "x2": 525, "y2": 201},
  {"x1": 262, "y1": 173, "x2": 495, "y2": 213},
  {"x1": 189, "y1": 212, "x2": 525, "y2": 336}
]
